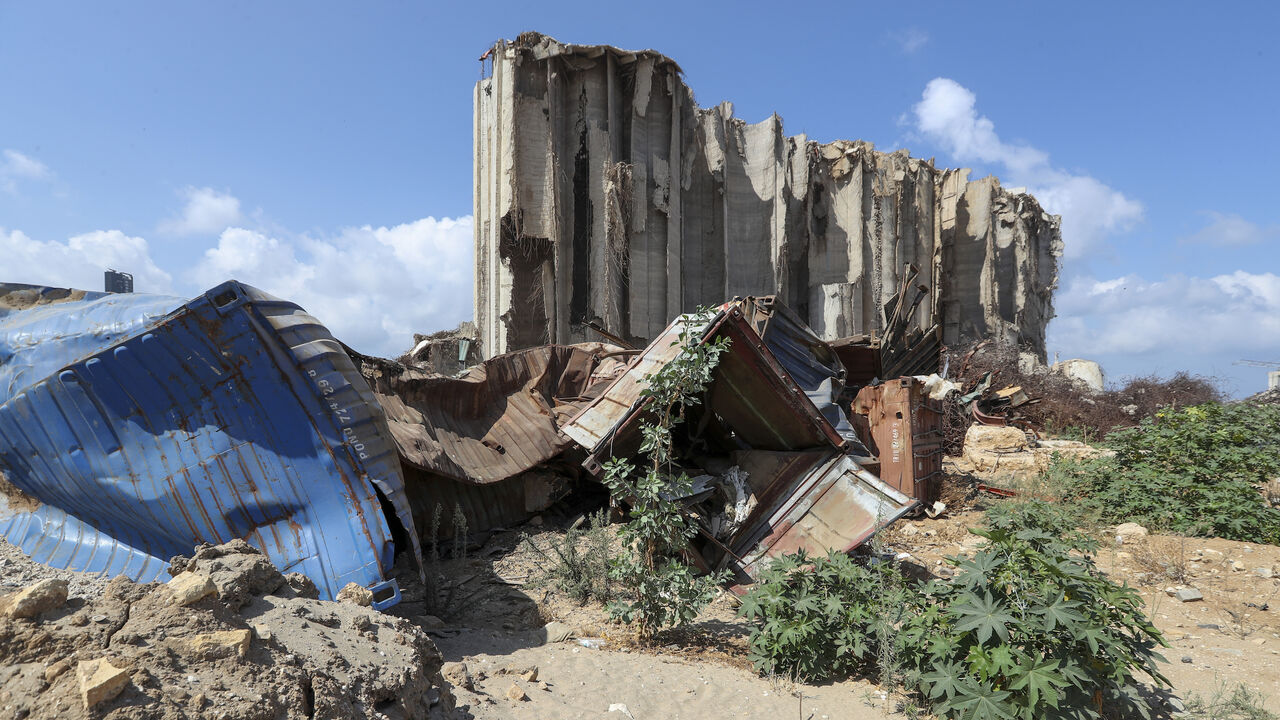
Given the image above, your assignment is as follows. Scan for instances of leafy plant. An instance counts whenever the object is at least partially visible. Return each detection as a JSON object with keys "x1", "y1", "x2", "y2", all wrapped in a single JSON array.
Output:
[
  {"x1": 738, "y1": 549, "x2": 906, "y2": 682},
  {"x1": 902, "y1": 503, "x2": 1170, "y2": 720},
  {"x1": 603, "y1": 309, "x2": 731, "y2": 638},
  {"x1": 1056, "y1": 402, "x2": 1280, "y2": 543},
  {"x1": 523, "y1": 510, "x2": 613, "y2": 605},
  {"x1": 740, "y1": 500, "x2": 1171, "y2": 719}
]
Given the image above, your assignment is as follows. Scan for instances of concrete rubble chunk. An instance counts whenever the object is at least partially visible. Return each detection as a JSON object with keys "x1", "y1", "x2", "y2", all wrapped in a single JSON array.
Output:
[
  {"x1": 1174, "y1": 588, "x2": 1204, "y2": 602},
  {"x1": 0, "y1": 577, "x2": 68, "y2": 619},
  {"x1": 1114, "y1": 523, "x2": 1148, "y2": 544},
  {"x1": 964, "y1": 425, "x2": 1029, "y2": 454},
  {"x1": 165, "y1": 571, "x2": 217, "y2": 606},
  {"x1": 542, "y1": 621, "x2": 575, "y2": 643},
  {"x1": 442, "y1": 661, "x2": 473, "y2": 691},
  {"x1": 44, "y1": 658, "x2": 71, "y2": 682},
  {"x1": 1051, "y1": 359, "x2": 1105, "y2": 393},
  {"x1": 178, "y1": 629, "x2": 252, "y2": 659},
  {"x1": 76, "y1": 658, "x2": 130, "y2": 709},
  {"x1": 336, "y1": 582, "x2": 374, "y2": 606}
]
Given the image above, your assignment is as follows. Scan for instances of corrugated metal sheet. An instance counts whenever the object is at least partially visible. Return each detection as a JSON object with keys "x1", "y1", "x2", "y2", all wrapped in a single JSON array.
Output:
[
  {"x1": 0, "y1": 281, "x2": 417, "y2": 606},
  {"x1": 560, "y1": 315, "x2": 708, "y2": 451},
  {"x1": 725, "y1": 450, "x2": 916, "y2": 587},
  {"x1": 354, "y1": 344, "x2": 615, "y2": 485}
]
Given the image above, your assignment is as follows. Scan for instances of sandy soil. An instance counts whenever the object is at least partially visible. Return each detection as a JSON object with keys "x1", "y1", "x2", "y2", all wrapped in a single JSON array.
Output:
[
  {"x1": 419, "y1": 488, "x2": 1280, "y2": 720},
  {"x1": 4, "y1": 467, "x2": 1278, "y2": 719}
]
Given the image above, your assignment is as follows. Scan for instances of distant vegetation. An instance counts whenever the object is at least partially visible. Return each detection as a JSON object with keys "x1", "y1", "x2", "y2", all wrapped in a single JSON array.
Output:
[{"x1": 1046, "y1": 402, "x2": 1280, "y2": 544}]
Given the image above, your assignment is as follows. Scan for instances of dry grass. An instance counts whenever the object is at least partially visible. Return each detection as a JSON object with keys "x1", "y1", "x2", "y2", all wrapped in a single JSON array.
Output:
[{"x1": 945, "y1": 342, "x2": 1223, "y2": 439}]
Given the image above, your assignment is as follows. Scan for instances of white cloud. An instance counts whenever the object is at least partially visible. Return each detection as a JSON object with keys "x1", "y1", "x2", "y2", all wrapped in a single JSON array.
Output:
[
  {"x1": 890, "y1": 28, "x2": 929, "y2": 54},
  {"x1": 911, "y1": 78, "x2": 1143, "y2": 258},
  {"x1": 1179, "y1": 211, "x2": 1280, "y2": 247},
  {"x1": 1, "y1": 150, "x2": 53, "y2": 193},
  {"x1": 1049, "y1": 271, "x2": 1280, "y2": 359},
  {"x1": 190, "y1": 216, "x2": 474, "y2": 356},
  {"x1": 0, "y1": 228, "x2": 173, "y2": 294},
  {"x1": 159, "y1": 186, "x2": 243, "y2": 236}
]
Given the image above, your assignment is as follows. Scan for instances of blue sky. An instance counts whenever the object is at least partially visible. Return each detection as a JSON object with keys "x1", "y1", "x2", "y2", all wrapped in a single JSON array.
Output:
[{"x1": 2, "y1": 1, "x2": 1277, "y2": 394}]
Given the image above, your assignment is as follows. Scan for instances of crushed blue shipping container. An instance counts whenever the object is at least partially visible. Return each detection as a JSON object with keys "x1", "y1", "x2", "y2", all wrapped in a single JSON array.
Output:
[{"x1": 0, "y1": 281, "x2": 422, "y2": 609}]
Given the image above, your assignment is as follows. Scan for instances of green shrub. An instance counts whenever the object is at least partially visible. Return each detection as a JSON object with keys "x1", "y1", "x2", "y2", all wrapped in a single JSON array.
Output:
[
  {"x1": 740, "y1": 501, "x2": 1170, "y2": 719},
  {"x1": 737, "y1": 549, "x2": 906, "y2": 682},
  {"x1": 604, "y1": 308, "x2": 731, "y2": 638},
  {"x1": 901, "y1": 501, "x2": 1170, "y2": 720},
  {"x1": 1060, "y1": 402, "x2": 1280, "y2": 543}
]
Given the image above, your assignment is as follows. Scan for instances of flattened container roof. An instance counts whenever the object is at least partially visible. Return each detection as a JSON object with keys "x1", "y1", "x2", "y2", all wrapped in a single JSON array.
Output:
[
  {"x1": 562, "y1": 306, "x2": 848, "y2": 474},
  {"x1": 0, "y1": 281, "x2": 418, "y2": 606}
]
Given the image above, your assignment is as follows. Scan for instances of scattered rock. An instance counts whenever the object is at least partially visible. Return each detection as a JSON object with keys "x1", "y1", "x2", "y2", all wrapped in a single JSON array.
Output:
[
  {"x1": 542, "y1": 621, "x2": 575, "y2": 643},
  {"x1": 416, "y1": 614, "x2": 446, "y2": 629},
  {"x1": 166, "y1": 571, "x2": 217, "y2": 606},
  {"x1": 1174, "y1": 588, "x2": 1203, "y2": 602},
  {"x1": 1181, "y1": 656, "x2": 1193, "y2": 664},
  {"x1": 1, "y1": 539, "x2": 457, "y2": 719},
  {"x1": 1113, "y1": 523, "x2": 1148, "y2": 544},
  {"x1": 506, "y1": 683, "x2": 528, "y2": 702},
  {"x1": 521, "y1": 666, "x2": 539, "y2": 683},
  {"x1": 0, "y1": 578, "x2": 68, "y2": 619},
  {"x1": 76, "y1": 658, "x2": 130, "y2": 709},
  {"x1": 1256, "y1": 567, "x2": 1274, "y2": 579},
  {"x1": 283, "y1": 572, "x2": 320, "y2": 600},
  {"x1": 442, "y1": 662, "x2": 473, "y2": 691},
  {"x1": 538, "y1": 681, "x2": 550, "y2": 691},
  {"x1": 337, "y1": 582, "x2": 374, "y2": 607},
  {"x1": 170, "y1": 541, "x2": 288, "y2": 611},
  {"x1": 178, "y1": 629, "x2": 252, "y2": 660},
  {"x1": 44, "y1": 658, "x2": 71, "y2": 682},
  {"x1": 1230, "y1": 560, "x2": 1246, "y2": 572}
]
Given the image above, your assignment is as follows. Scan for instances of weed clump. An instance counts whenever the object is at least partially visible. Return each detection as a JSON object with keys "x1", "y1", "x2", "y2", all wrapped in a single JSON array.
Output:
[{"x1": 523, "y1": 510, "x2": 614, "y2": 605}]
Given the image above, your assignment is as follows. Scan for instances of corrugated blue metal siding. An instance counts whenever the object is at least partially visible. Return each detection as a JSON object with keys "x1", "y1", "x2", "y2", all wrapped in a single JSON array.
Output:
[{"x1": 0, "y1": 281, "x2": 418, "y2": 603}]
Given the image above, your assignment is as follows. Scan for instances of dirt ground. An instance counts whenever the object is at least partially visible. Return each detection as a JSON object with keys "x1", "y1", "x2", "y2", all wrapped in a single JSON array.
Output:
[
  {"x1": 410, "y1": 478, "x2": 1280, "y2": 720},
  {"x1": 4, "y1": 465, "x2": 1278, "y2": 719}
]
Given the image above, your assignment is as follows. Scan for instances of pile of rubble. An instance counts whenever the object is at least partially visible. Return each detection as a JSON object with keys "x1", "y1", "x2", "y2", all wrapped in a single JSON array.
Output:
[{"x1": 0, "y1": 540, "x2": 457, "y2": 719}]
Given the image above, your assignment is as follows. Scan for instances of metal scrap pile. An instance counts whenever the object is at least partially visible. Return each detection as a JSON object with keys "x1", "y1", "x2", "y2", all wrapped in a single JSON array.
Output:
[{"x1": 0, "y1": 281, "x2": 948, "y2": 602}]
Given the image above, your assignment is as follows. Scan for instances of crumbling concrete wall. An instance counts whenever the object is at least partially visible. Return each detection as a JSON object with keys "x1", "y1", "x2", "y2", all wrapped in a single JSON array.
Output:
[{"x1": 475, "y1": 32, "x2": 1062, "y2": 359}]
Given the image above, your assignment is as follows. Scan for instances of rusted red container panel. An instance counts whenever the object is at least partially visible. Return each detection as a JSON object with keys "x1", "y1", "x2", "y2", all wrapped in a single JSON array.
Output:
[{"x1": 852, "y1": 377, "x2": 944, "y2": 505}]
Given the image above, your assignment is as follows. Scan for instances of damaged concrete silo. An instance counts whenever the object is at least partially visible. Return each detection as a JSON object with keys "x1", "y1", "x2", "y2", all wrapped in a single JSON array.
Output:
[{"x1": 474, "y1": 32, "x2": 1062, "y2": 360}]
